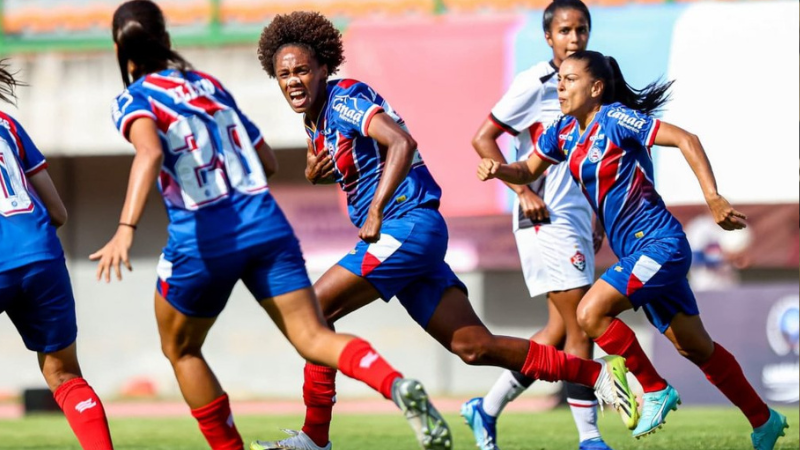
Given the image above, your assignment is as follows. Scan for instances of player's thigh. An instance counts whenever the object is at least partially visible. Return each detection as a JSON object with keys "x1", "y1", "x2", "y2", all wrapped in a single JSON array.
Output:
[
  {"x1": 425, "y1": 285, "x2": 489, "y2": 352},
  {"x1": 549, "y1": 286, "x2": 589, "y2": 331},
  {"x1": 314, "y1": 265, "x2": 381, "y2": 324},
  {"x1": 7, "y1": 258, "x2": 77, "y2": 354},
  {"x1": 577, "y1": 279, "x2": 634, "y2": 337},
  {"x1": 155, "y1": 291, "x2": 218, "y2": 356}
]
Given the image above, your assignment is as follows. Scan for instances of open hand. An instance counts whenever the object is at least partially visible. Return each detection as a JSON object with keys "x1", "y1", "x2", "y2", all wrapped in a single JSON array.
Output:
[{"x1": 89, "y1": 227, "x2": 134, "y2": 282}]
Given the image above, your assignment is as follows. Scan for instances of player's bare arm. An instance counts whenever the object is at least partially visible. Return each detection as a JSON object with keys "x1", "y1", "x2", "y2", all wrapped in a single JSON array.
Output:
[
  {"x1": 255, "y1": 140, "x2": 279, "y2": 178},
  {"x1": 304, "y1": 138, "x2": 336, "y2": 185},
  {"x1": 472, "y1": 118, "x2": 548, "y2": 221},
  {"x1": 478, "y1": 154, "x2": 551, "y2": 185},
  {"x1": 360, "y1": 112, "x2": 417, "y2": 243},
  {"x1": 655, "y1": 121, "x2": 746, "y2": 230},
  {"x1": 90, "y1": 118, "x2": 163, "y2": 282},
  {"x1": 28, "y1": 169, "x2": 67, "y2": 227}
]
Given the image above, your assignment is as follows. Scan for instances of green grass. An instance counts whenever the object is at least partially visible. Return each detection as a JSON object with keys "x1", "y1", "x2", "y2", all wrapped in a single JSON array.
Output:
[{"x1": 0, "y1": 407, "x2": 797, "y2": 449}]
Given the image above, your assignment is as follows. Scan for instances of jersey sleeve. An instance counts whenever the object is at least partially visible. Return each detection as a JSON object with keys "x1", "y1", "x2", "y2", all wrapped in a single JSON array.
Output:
[
  {"x1": 9, "y1": 118, "x2": 48, "y2": 176},
  {"x1": 489, "y1": 72, "x2": 543, "y2": 135},
  {"x1": 111, "y1": 88, "x2": 156, "y2": 141},
  {"x1": 532, "y1": 119, "x2": 566, "y2": 164},
  {"x1": 330, "y1": 82, "x2": 385, "y2": 138}
]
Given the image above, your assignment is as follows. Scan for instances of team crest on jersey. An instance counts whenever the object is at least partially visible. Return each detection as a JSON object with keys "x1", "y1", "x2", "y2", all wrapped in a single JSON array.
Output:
[
  {"x1": 571, "y1": 251, "x2": 586, "y2": 272},
  {"x1": 588, "y1": 146, "x2": 603, "y2": 163}
]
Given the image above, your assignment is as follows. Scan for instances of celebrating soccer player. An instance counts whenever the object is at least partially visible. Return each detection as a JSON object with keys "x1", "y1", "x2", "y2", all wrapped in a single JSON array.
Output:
[
  {"x1": 253, "y1": 11, "x2": 639, "y2": 450},
  {"x1": 0, "y1": 60, "x2": 115, "y2": 449},
  {"x1": 467, "y1": 1, "x2": 611, "y2": 449},
  {"x1": 93, "y1": 2, "x2": 447, "y2": 449},
  {"x1": 477, "y1": 49, "x2": 789, "y2": 450}
]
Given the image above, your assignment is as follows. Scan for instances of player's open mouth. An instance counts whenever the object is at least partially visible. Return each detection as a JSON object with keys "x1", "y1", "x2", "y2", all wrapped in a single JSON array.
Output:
[{"x1": 289, "y1": 89, "x2": 308, "y2": 108}]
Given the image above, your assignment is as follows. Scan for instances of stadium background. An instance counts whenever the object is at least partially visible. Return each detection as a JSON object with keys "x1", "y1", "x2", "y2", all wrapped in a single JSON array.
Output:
[{"x1": 0, "y1": 0, "x2": 797, "y2": 412}]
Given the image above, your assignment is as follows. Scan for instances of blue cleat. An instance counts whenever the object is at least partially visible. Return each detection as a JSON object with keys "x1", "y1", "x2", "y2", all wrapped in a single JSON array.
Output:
[
  {"x1": 633, "y1": 384, "x2": 681, "y2": 439},
  {"x1": 460, "y1": 397, "x2": 499, "y2": 450},
  {"x1": 751, "y1": 408, "x2": 789, "y2": 450},
  {"x1": 579, "y1": 437, "x2": 614, "y2": 450}
]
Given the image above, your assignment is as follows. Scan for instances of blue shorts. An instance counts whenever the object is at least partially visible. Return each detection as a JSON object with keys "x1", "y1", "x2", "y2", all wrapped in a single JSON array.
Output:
[
  {"x1": 602, "y1": 236, "x2": 699, "y2": 333},
  {"x1": 338, "y1": 208, "x2": 467, "y2": 329},
  {"x1": 156, "y1": 234, "x2": 312, "y2": 318},
  {"x1": 0, "y1": 257, "x2": 77, "y2": 353}
]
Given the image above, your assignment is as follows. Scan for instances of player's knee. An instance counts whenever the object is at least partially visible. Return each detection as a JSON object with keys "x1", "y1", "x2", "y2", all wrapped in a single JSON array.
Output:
[
  {"x1": 576, "y1": 303, "x2": 599, "y2": 337},
  {"x1": 451, "y1": 334, "x2": 493, "y2": 365},
  {"x1": 675, "y1": 340, "x2": 714, "y2": 365},
  {"x1": 160, "y1": 340, "x2": 199, "y2": 364}
]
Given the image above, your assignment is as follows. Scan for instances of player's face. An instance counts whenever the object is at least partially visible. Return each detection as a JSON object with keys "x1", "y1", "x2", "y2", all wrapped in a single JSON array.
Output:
[
  {"x1": 557, "y1": 59, "x2": 602, "y2": 117},
  {"x1": 546, "y1": 9, "x2": 590, "y2": 67},
  {"x1": 275, "y1": 45, "x2": 328, "y2": 115}
]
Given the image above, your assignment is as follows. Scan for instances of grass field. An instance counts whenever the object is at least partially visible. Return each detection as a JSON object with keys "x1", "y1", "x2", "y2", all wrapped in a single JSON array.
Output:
[{"x1": 1, "y1": 407, "x2": 797, "y2": 449}]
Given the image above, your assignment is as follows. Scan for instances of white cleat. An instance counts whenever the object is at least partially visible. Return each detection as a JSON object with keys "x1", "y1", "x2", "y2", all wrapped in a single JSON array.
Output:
[
  {"x1": 391, "y1": 378, "x2": 452, "y2": 449},
  {"x1": 250, "y1": 429, "x2": 332, "y2": 450}
]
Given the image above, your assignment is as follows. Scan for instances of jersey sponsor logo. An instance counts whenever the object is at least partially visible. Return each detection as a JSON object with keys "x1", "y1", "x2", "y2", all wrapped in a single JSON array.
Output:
[
  {"x1": 559, "y1": 133, "x2": 574, "y2": 141},
  {"x1": 359, "y1": 351, "x2": 380, "y2": 369},
  {"x1": 607, "y1": 110, "x2": 646, "y2": 132},
  {"x1": 75, "y1": 398, "x2": 97, "y2": 413},
  {"x1": 571, "y1": 251, "x2": 586, "y2": 272},
  {"x1": 331, "y1": 95, "x2": 365, "y2": 127}
]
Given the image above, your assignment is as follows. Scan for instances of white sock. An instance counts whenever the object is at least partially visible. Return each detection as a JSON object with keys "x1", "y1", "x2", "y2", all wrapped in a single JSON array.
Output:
[
  {"x1": 481, "y1": 370, "x2": 532, "y2": 417},
  {"x1": 568, "y1": 398, "x2": 601, "y2": 442}
]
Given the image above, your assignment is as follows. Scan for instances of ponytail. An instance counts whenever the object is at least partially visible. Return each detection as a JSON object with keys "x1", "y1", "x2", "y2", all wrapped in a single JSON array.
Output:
[
  {"x1": 112, "y1": 0, "x2": 192, "y2": 87},
  {"x1": 0, "y1": 59, "x2": 24, "y2": 105},
  {"x1": 568, "y1": 50, "x2": 673, "y2": 115}
]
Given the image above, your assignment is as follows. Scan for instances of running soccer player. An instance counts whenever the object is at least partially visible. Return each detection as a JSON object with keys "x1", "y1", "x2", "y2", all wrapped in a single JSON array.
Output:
[
  {"x1": 477, "y1": 50, "x2": 789, "y2": 450},
  {"x1": 93, "y1": 2, "x2": 447, "y2": 449},
  {"x1": 0, "y1": 61, "x2": 114, "y2": 449},
  {"x1": 252, "y1": 11, "x2": 638, "y2": 450},
  {"x1": 467, "y1": 2, "x2": 610, "y2": 449}
]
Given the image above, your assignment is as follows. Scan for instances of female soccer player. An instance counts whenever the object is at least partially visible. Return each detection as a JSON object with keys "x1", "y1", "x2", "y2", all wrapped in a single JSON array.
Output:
[
  {"x1": 468, "y1": 2, "x2": 610, "y2": 449},
  {"x1": 0, "y1": 61, "x2": 114, "y2": 449},
  {"x1": 254, "y1": 11, "x2": 637, "y2": 450},
  {"x1": 477, "y1": 50, "x2": 789, "y2": 450},
  {"x1": 92, "y1": 2, "x2": 446, "y2": 449}
]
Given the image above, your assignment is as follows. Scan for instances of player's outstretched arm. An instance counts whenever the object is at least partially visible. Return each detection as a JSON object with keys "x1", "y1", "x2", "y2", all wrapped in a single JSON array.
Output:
[
  {"x1": 654, "y1": 121, "x2": 746, "y2": 230},
  {"x1": 28, "y1": 169, "x2": 67, "y2": 227},
  {"x1": 477, "y1": 154, "x2": 551, "y2": 185},
  {"x1": 89, "y1": 118, "x2": 163, "y2": 282}
]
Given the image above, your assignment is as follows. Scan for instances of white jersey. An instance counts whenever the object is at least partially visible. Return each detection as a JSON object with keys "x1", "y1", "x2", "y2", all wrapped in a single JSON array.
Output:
[{"x1": 490, "y1": 60, "x2": 592, "y2": 236}]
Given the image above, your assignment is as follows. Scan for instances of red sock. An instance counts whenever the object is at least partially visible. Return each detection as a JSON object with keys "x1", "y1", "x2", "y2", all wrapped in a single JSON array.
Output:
[
  {"x1": 53, "y1": 377, "x2": 114, "y2": 450},
  {"x1": 337, "y1": 338, "x2": 402, "y2": 399},
  {"x1": 190, "y1": 393, "x2": 243, "y2": 450},
  {"x1": 302, "y1": 362, "x2": 337, "y2": 447},
  {"x1": 595, "y1": 319, "x2": 667, "y2": 392},
  {"x1": 520, "y1": 341, "x2": 601, "y2": 387},
  {"x1": 700, "y1": 343, "x2": 770, "y2": 428}
]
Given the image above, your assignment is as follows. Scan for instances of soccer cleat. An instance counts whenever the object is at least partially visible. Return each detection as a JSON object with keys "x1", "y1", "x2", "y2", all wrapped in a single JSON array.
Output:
[
  {"x1": 751, "y1": 408, "x2": 789, "y2": 450},
  {"x1": 578, "y1": 437, "x2": 614, "y2": 450},
  {"x1": 633, "y1": 384, "x2": 681, "y2": 439},
  {"x1": 249, "y1": 429, "x2": 332, "y2": 450},
  {"x1": 593, "y1": 355, "x2": 639, "y2": 431},
  {"x1": 460, "y1": 397, "x2": 499, "y2": 450},
  {"x1": 391, "y1": 378, "x2": 452, "y2": 449}
]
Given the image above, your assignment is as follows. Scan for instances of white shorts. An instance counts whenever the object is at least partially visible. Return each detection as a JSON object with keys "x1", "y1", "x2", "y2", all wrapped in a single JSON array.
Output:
[{"x1": 514, "y1": 223, "x2": 595, "y2": 298}]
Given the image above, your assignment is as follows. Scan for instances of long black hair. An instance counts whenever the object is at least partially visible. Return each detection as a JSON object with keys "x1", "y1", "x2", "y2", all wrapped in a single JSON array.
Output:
[
  {"x1": 568, "y1": 50, "x2": 673, "y2": 115},
  {"x1": 0, "y1": 60, "x2": 23, "y2": 105},
  {"x1": 543, "y1": 0, "x2": 591, "y2": 33},
  {"x1": 112, "y1": 0, "x2": 192, "y2": 87}
]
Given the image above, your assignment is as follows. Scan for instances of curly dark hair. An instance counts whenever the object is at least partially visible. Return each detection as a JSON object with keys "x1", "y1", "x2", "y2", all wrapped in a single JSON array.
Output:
[{"x1": 257, "y1": 11, "x2": 345, "y2": 78}]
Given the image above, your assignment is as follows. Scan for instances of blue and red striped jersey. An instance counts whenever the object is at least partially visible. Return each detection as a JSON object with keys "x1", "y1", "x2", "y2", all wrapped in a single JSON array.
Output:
[
  {"x1": 112, "y1": 69, "x2": 290, "y2": 257},
  {"x1": 0, "y1": 112, "x2": 63, "y2": 270},
  {"x1": 306, "y1": 79, "x2": 441, "y2": 228},
  {"x1": 535, "y1": 103, "x2": 685, "y2": 258}
]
